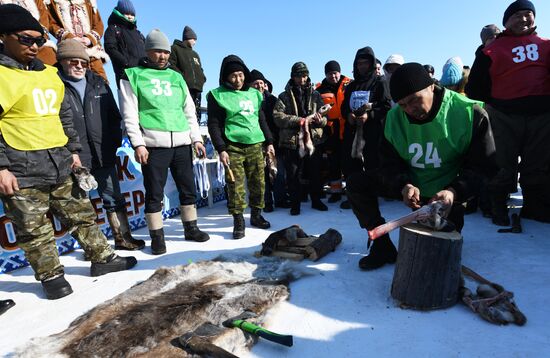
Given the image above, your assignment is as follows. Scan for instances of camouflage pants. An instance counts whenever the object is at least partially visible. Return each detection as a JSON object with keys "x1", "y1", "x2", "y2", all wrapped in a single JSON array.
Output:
[
  {"x1": 226, "y1": 143, "x2": 265, "y2": 214},
  {"x1": 2, "y1": 177, "x2": 113, "y2": 281}
]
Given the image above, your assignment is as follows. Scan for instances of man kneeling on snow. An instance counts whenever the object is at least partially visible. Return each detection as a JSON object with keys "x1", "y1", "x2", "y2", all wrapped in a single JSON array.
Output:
[{"x1": 347, "y1": 63, "x2": 498, "y2": 270}]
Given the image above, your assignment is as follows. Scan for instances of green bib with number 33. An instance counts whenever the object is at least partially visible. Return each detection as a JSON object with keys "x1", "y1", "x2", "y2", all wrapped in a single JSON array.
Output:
[
  {"x1": 384, "y1": 90, "x2": 479, "y2": 197},
  {"x1": 210, "y1": 86, "x2": 265, "y2": 144},
  {"x1": 125, "y1": 67, "x2": 189, "y2": 132}
]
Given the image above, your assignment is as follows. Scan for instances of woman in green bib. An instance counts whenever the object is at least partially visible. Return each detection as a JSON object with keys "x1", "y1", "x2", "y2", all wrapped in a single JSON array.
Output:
[
  {"x1": 207, "y1": 55, "x2": 274, "y2": 240},
  {"x1": 346, "y1": 63, "x2": 498, "y2": 271}
]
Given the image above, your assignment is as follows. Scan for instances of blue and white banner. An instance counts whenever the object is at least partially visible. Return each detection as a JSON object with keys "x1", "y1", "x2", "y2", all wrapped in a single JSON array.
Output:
[{"x1": 0, "y1": 139, "x2": 226, "y2": 274}]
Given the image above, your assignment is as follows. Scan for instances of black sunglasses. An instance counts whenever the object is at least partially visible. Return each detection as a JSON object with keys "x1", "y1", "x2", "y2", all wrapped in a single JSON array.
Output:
[{"x1": 14, "y1": 33, "x2": 46, "y2": 47}]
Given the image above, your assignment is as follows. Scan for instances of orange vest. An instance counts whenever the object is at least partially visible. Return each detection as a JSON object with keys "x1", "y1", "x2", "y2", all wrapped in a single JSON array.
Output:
[{"x1": 317, "y1": 76, "x2": 350, "y2": 139}]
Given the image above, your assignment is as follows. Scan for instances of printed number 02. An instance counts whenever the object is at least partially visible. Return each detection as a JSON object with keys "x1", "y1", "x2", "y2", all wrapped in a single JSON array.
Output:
[
  {"x1": 32, "y1": 88, "x2": 57, "y2": 115},
  {"x1": 409, "y1": 142, "x2": 442, "y2": 168},
  {"x1": 512, "y1": 44, "x2": 539, "y2": 63}
]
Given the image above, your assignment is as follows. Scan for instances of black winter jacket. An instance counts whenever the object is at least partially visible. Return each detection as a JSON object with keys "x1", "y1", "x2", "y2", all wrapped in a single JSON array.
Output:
[
  {"x1": 207, "y1": 55, "x2": 272, "y2": 153},
  {"x1": 169, "y1": 40, "x2": 206, "y2": 92},
  {"x1": 60, "y1": 69, "x2": 122, "y2": 169},
  {"x1": 0, "y1": 54, "x2": 81, "y2": 188},
  {"x1": 104, "y1": 11, "x2": 145, "y2": 88},
  {"x1": 341, "y1": 46, "x2": 391, "y2": 124}
]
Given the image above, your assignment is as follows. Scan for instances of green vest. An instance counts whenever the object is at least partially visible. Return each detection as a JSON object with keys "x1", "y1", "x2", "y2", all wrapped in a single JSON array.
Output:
[
  {"x1": 209, "y1": 86, "x2": 265, "y2": 144},
  {"x1": 384, "y1": 90, "x2": 480, "y2": 197},
  {"x1": 125, "y1": 66, "x2": 189, "y2": 132}
]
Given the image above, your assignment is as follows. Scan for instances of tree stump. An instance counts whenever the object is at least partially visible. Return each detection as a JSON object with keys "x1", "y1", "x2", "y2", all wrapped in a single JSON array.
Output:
[{"x1": 391, "y1": 223, "x2": 463, "y2": 310}]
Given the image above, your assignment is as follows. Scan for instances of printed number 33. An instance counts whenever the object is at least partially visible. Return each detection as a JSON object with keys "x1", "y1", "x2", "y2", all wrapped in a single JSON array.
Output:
[
  {"x1": 150, "y1": 79, "x2": 173, "y2": 96},
  {"x1": 409, "y1": 142, "x2": 442, "y2": 168}
]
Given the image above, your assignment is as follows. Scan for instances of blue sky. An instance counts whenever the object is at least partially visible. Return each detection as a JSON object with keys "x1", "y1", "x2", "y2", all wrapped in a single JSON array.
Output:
[{"x1": 97, "y1": 0, "x2": 550, "y2": 98}]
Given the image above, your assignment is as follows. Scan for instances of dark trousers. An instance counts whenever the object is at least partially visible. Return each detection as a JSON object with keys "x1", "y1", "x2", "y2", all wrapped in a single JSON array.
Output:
[
  {"x1": 142, "y1": 145, "x2": 196, "y2": 213},
  {"x1": 264, "y1": 152, "x2": 288, "y2": 206},
  {"x1": 323, "y1": 127, "x2": 343, "y2": 183},
  {"x1": 346, "y1": 171, "x2": 465, "y2": 233},
  {"x1": 487, "y1": 105, "x2": 550, "y2": 193},
  {"x1": 341, "y1": 118, "x2": 383, "y2": 178},
  {"x1": 189, "y1": 89, "x2": 202, "y2": 123},
  {"x1": 91, "y1": 166, "x2": 126, "y2": 213},
  {"x1": 282, "y1": 147, "x2": 323, "y2": 206}
]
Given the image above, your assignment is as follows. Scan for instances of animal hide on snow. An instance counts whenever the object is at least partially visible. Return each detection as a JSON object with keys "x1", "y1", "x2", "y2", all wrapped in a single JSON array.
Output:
[{"x1": 16, "y1": 256, "x2": 313, "y2": 358}]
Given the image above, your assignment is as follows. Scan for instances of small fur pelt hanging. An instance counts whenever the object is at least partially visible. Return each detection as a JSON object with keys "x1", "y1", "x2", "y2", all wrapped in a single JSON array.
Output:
[
  {"x1": 298, "y1": 104, "x2": 332, "y2": 158},
  {"x1": 265, "y1": 150, "x2": 278, "y2": 184},
  {"x1": 350, "y1": 102, "x2": 372, "y2": 161},
  {"x1": 16, "y1": 256, "x2": 313, "y2": 357}
]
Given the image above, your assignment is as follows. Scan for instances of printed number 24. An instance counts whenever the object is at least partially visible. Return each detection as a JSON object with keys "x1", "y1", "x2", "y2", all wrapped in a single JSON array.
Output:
[{"x1": 409, "y1": 142, "x2": 442, "y2": 168}]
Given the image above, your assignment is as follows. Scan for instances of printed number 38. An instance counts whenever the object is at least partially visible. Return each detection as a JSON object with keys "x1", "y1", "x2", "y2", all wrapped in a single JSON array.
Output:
[
  {"x1": 409, "y1": 142, "x2": 442, "y2": 168},
  {"x1": 512, "y1": 44, "x2": 539, "y2": 63}
]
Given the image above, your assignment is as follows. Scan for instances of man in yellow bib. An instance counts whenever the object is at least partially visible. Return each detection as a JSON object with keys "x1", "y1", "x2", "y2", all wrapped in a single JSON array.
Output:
[{"x1": 0, "y1": 4, "x2": 137, "y2": 300}]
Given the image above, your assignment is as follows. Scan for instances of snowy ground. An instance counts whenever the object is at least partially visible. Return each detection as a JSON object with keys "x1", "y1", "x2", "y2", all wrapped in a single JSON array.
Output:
[{"x1": 1, "y1": 195, "x2": 549, "y2": 357}]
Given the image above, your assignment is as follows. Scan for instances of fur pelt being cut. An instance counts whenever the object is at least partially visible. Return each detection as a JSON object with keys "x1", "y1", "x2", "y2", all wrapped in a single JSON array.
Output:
[
  {"x1": 298, "y1": 104, "x2": 332, "y2": 158},
  {"x1": 16, "y1": 256, "x2": 313, "y2": 358}
]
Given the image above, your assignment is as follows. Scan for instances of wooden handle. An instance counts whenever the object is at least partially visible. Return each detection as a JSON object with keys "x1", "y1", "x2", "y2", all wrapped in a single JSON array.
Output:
[
  {"x1": 179, "y1": 333, "x2": 238, "y2": 358},
  {"x1": 224, "y1": 163, "x2": 235, "y2": 183}
]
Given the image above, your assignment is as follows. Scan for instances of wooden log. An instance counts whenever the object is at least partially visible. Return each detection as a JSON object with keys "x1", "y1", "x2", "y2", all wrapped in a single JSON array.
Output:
[
  {"x1": 304, "y1": 229, "x2": 342, "y2": 261},
  {"x1": 391, "y1": 224, "x2": 463, "y2": 310}
]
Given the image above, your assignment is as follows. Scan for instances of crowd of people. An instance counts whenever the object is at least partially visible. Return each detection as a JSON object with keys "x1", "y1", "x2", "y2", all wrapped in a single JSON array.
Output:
[{"x1": 0, "y1": 0, "x2": 549, "y2": 308}]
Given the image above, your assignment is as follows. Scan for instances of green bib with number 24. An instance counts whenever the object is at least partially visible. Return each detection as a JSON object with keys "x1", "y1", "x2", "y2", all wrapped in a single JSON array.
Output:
[{"x1": 384, "y1": 90, "x2": 480, "y2": 197}]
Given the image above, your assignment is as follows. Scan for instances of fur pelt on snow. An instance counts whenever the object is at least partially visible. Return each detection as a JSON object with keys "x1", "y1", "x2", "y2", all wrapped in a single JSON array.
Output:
[{"x1": 16, "y1": 256, "x2": 313, "y2": 358}]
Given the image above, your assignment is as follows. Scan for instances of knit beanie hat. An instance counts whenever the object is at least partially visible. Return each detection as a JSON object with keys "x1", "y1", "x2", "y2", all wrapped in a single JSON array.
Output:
[
  {"x1": 182, "y1": 26, "x2": 197, "y2": 41},
  {"x1": 440, "y1": 57, "x2": 464, "y2": 87},
  {"x1": 0, "y1": 4, "x2": 44, "y2": 35},
  {"x1": 291, "y1": 61, "x2": 309, "y2": 77},
  {"x1": 390, "y1": 63, "x2": 435, "y2": 103},
  {"x1": 249, "y1": 69, "x2": 267, "y2": 83},
  {"x1": 223, "y1": 62, "x2": 245, "y2": 80},
  {"x1": 384, "y1": 54, "x2": 405, "y2": 70},
  {"x1": 115, "y1": 0, "x2": 135, "y2": 16},
  {"x1": 56, "y1": 38, "x2": 90, "y2": 61},
  {"x1": 480, "y1": 24, "x2": 501, "y2": 45},
  {"x1": 145, "y1": 29, "x2": 170, "y2": 52},
  {"x1": 324, "y1": 60, "x2": 341, "y2": 74},
  {"x1": 503, "y1": 0, "x2": 535, "y2": 26}
]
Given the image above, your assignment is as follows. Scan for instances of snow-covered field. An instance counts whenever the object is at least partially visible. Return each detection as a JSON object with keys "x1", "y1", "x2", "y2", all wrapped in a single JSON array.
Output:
[{"x1": 1, "y1": 195, "x2": 549, "y2": 357}]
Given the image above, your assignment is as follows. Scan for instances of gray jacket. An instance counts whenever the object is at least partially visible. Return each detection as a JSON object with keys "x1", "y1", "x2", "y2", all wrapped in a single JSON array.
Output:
[{"x1": 0, "y1": 54, "x2": 81, "y2": 188}]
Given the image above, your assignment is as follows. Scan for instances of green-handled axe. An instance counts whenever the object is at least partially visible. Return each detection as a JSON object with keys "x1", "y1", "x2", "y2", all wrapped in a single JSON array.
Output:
[{"x1": 222, "y1": 312, "x2": 293, "y2": 347}]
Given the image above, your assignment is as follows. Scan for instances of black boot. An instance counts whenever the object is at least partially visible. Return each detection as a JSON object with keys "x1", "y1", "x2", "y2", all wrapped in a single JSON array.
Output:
[
  {"x1": 183, "y1": 220, "x2": 210, "y2": 242},
  {"x1": 41, "y1": 274, "x2": 73, "y2": 300},
  {"x1": 311, "y1": 199, "x2": 328, "y2": 211},
  {"x1": 0, "y1": 299, "x2": 15, "y2": 315},
  {"x1": 233, "y1": 214, "x2": 245, "y2": 239},
  {"x1": 263, "y1": 203, "x2": 274, "y2": 213},
  {"x1": 490, "y1": 191, "x2": 510, "y2": 226},
  {"x1": 90, "y1": 254, "x2": 137, "y2": 277},
  {"x1": 250, "y1": 208, "x2": 271, "y2": 229},
  {"x1": 107, "y1": 211, "x2": 145, "y2": 250},
  {"x1": 358, "y1": 234, "x2": 398, "y2": 270},
  {"x1": 150, "y1": 228, "x2": 166, "y2": 255},
  {"x1": 290, "y1": 202, "x2": 301, "y2": 216},
  {"x1": 340, "y1": 199, "x2": 351, "y2": 209},
  {"x1": 328, "y1": 193, "x2": 342, "y2": 203}
]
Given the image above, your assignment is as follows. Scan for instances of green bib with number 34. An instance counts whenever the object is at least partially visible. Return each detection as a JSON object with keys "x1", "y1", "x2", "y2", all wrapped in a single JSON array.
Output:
[
  {"x1": 384, "y1": 90, "x2": 479, "y2": 197},
  {"x1": 210, "y1": 86, "x2": 265, "y2": 144},
  {"x1": 125, "y1": 67, "x2": 189, "y2": 132}
]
